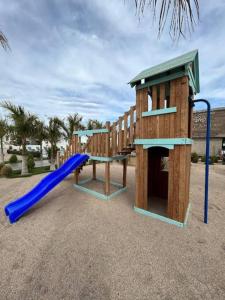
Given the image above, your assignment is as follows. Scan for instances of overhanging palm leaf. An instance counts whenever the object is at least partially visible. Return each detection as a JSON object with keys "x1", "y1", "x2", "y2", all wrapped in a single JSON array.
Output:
[
  {"x1": 134, "y1": 0, "x2": 199, "y2": 40},
  {"x1": 0, "y1": 31, "x2": 10, "y2": 50}
]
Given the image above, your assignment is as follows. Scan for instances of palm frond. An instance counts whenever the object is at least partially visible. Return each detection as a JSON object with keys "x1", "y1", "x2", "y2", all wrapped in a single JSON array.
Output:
[
  {"x1": 1, "y1": 101, "x2": 38, "y2": 142},
  {"x1": 0, "y1": 31, "x2": 10, "y2": 51},
  {"x1": 0, "y1": 101, "x2": 25, "y2": 118},
  {"x1": 134, "y1": 0, "x2": 199, "y2": 40}
]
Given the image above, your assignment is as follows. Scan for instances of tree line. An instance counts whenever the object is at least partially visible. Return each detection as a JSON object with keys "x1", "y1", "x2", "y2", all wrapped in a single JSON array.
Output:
[{"x1": 0, "y1": 101, "x2": 104, "y2": 175}]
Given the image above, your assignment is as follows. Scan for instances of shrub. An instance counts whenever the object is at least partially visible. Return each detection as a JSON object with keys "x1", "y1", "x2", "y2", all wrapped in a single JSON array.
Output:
[
  {"x1": 9, "y1": 154, "x2": 18, "y2": 164},
  {"x1": 211, "y1": 155, "x2": 218, "y2": 164},
  {"x1": 27, "y1": 154, "x2": 35, "y2": 172},
  {"x1": 222, "y1": 154, "x2": 225, "y2": 165},
  {"x1": 1, "y1": 165, "x2": 13, "y2": 177},
  {"x1": 0, "y1": 162, "x2": 5, "y2": 172},
  {"x1": 201, "y1": 155, "x2": 216, "y2": 165},
  {"x1": 191, "y1": 152, "x2": 198, "y2": 163},
  {"x1": 7, "y1": 148, "x2": 41, "y2": 158}
]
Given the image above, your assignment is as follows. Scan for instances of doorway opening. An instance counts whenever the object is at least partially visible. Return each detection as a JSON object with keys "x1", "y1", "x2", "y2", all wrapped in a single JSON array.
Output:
[{"x1": 148, "y1": 147, "x2": 169, "y2": 217}]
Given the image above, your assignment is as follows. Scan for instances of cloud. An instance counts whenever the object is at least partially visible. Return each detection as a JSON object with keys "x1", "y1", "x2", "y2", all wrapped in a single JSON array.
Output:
[{"x1": 0, "y1": 0, "x2": 225, "y2": 124}]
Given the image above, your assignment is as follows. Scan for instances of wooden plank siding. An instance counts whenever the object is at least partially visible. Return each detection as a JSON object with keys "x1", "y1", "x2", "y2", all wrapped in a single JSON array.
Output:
[
  {"x1": 140, "y1": 77, "x2": 190, "y2": 139},
  {"x1": 168, "y1": 144, "x2": 191, "y2": 222},
  {"x1": 135, "y1": 76, "x2": 192, "y2": 223}
]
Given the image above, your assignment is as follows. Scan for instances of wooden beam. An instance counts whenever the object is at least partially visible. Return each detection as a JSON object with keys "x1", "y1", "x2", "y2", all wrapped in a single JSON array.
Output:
[
  {"x1": 123, "y1": 158, "x2": 127, "y2": 187},
  {"x1": 123, "y1": 113, "x2": 128, "y2": 148},
  {"x1": 105, "y1": 121, "x2": 110, "y2": 156},
  {"x1": 93, "y1": 161, "x2": 96, "y2": 180},
  {"x1": 105, "y1": 162, "x2": 110, "y2": 196}
]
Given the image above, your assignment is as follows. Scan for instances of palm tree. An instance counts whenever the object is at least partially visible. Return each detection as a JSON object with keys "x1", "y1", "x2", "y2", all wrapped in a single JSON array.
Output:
[
  {"x1": 87, "y1": 119, "x2": 104, "y2": 130},
  {"x1": 0, "y1": 118, "x2": 8, "y2": 163},
  {"x1": 57, "y1": 113, "x2": 84, "y2": 141},
  {"x1": 35, "y1": 120, "x2": 48, "y2": 160},
  {"x1": 134, "y1": 0, "x2": 199, "y2": 40},
  {"x1": 46, "y1": 117, "x2": 62, "y2": 170},
  {"x1": 0, "y1": 31, "x2": 10, "y2": 50},
  {"x1": 1, "y1": 101, "x2": 37, "y2": 175}
]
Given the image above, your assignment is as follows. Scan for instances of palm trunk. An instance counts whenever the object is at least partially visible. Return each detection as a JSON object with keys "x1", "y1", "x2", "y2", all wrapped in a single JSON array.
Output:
[
  {"x1": 50, "y1": 145, "x2": 55, "y2": 170},
  {"x1": 0, "y1": 137, "x2": 4, "y2": 163},
  {"x1": 21, "y1": 142, "x2": 28, "y2": 175},
  {"x1": 40, "y1": 141, "x2": 43, "y2": 160}
]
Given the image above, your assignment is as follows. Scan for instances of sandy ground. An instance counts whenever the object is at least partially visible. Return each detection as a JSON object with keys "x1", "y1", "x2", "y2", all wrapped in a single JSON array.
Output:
[{"x1": 0, "y1": 163, "x2": 225, "y2": 300}]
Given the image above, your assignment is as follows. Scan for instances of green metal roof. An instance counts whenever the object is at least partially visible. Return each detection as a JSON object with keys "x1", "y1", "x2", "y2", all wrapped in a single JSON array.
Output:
[{"x1": 129, "y1": 49, "x2": 200, "y2": 93}]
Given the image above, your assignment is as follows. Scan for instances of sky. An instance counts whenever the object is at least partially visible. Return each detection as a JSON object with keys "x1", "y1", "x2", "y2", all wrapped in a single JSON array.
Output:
[{"x1": 0, "y1": 0, "x2": 225, "y2": 125}]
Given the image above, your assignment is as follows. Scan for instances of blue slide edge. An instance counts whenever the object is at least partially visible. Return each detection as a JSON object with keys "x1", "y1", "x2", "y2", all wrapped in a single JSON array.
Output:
[{"x1": 4, "y1": 153, "x2": 89, "y2": 223}]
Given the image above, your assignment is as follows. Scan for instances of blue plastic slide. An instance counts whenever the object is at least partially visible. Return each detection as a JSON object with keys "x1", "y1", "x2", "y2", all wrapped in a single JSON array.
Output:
[{"x1": 5, "y1": 153, "x2": 89, "y2": 223}]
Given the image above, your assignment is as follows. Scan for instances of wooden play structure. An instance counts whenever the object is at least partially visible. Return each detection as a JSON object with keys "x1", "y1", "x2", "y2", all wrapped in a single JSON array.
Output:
[{"x1": 59, "y1": 50, "x2": 200, "y2": 226}]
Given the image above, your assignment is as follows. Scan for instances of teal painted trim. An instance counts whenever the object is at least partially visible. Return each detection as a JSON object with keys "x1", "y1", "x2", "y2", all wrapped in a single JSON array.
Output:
[
  {"x1": 129, "y1": 50, "x2": 198, "y2": 87},
  {"x1": 89, "y1": 155, "x2": 127, "y2": 162},
  {"x1": 73, "y1": 184, "x2": 127, "y2": 201},
  {"x1": 90, "y1": 156, "x2": 112, "y2": 162},
  {"x1": 96, "y1": 177, "x2": 123, "y2": 188},
  {"x1": 76, "y1": 177, "x2": 124, "y2": 188},
  {"x1": 134, "y1": 202, "x2": 191, "y2": 228},
  {"x1": 74, "y1": 129, "x2": 109, "y2": 136},
  {"x1": 184, "y1": 203, "x2": 191, "y2": 227},
  {"x1": 135, "y1": 71, "x2": 187, "y2": 90},
  {"x1": 107, "y1": 187, "x2": 127, "y2": 199},
  {"x1": 142, "y1": 107, "x2": 177, "y2": 117},
  {"x1": 187, "y1": 66, "x2": 197, "y2": 94},
  {"x1": 134, "y1": 138, "x2": 193, "y2": 145},
  {"x1": 74, "y1": 184, "x2": 109, "y2": 200},
  {"x1": 134, "y1": 206, "x2": 185, "y2": 227},
  {"x1": 78, "y1": 177, "x2": 92, "y2": 185},
  {"x1": 143, "y1": 144, "x2": 174, "y2": 150}
]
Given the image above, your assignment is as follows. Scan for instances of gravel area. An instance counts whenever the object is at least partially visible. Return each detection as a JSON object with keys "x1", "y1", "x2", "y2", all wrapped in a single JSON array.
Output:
[{"x1": 0, "y1": 163, "x2": 225, "y2": 300}]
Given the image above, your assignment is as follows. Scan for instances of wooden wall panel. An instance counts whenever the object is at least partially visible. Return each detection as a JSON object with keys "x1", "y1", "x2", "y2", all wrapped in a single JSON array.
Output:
[
  {"x1": 135, "y1": 146, "x2": 148, "y2": 210},
  {"x1": 139, "y1": 76, "x2": 190, "y2": 139},
  {"x1": 167, "y1": 145, "x2": 191, "y2": 222}
]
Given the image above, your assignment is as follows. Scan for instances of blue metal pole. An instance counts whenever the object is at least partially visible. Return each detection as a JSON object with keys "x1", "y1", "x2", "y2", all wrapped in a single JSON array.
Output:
[{"x1": 191, "y1": 99, "x2": 211, "y2": 224}]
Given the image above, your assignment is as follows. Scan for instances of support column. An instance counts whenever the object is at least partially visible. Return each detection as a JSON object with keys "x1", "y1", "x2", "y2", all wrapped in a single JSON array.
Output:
[
  {"x1": 123, "y1": 158, "x2": 127, "y2": 188},
  {"x1": 74, "y1": 169, "x2": 79, "y2": 184},
  {"x1": 105, "y1": 162, "x2": 110, "y2": 196},
  {"x1": 93, "y1": 160, "x2": 96, "y2": 180}
]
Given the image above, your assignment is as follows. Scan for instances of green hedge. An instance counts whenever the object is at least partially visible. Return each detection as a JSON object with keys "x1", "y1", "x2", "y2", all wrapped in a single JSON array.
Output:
[
  {"x1": 191, "y1": 152, "x2": 199, "y2": 163},
  {"x1": 9, "y1": 154, "x2": 18, "y2": 164},
  {"x1": 7, "y1": 149, "x2": 41, "y2": 158}
]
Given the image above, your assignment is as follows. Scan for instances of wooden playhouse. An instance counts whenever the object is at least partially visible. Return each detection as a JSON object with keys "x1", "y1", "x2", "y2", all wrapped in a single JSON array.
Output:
[{"x1": 60, "y1": 50, "x2": 200, "y2": 226}]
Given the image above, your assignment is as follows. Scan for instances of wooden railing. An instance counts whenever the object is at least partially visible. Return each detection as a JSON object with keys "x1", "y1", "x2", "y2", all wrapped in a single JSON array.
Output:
[{"x1": 59, "y1": 105, "x2": 136, "y2": 163}]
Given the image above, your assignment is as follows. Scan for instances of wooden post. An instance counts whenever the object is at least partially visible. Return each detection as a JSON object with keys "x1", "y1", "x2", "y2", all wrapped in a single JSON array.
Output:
[
  {"x1": 123, "y1": 158, "x2": 127, "y2": 188},
  {"x1": 105, "y1": 121, "x2": 111, "y2": 195},
  {"x1": 112, "y1": 122, "x2": 117, "y2": 156},
  {"x1": 129, "y1": 106, "x2": 135, "y2": 145},
  {"x1": 74, "y1": 169, "x2": 79, "y2": 184},
  {"x1": 105, "y1": 121, "x2": 110, "y2": 157},
  {"x1": 123, "y1": 112, "x2": 128, "y2": 149},
  {"x1": 105, "y1": 162, "x2": 110, "y2": 196},
  {"x1": 118, "y1": 117, "x2": 123, "y2": 152},
  {"x1": 93, "y1": 161, "x2": 96, "y2": 180}
]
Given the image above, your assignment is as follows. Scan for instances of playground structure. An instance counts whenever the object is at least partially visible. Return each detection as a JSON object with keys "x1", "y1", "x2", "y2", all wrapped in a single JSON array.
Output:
[
  {"x1": 4, "y1": 49, "x2": 204, "y2": 226},
  {"x1": 59, "y1": 49, "x2": 200, "y2": 226}
]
